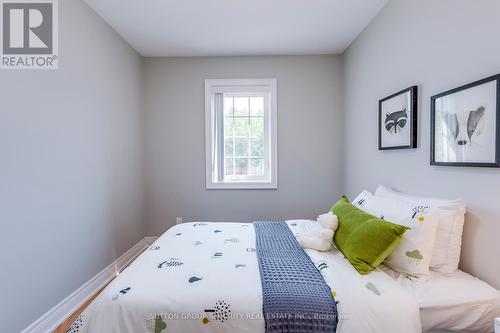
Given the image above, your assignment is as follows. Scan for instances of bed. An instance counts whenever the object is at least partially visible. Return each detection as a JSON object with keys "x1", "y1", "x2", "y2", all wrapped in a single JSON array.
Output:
[
  {"x1": 68, "y1": 220, "x2": 423, "y2": 333},
  {"x1": 383, "y1": 266, "x2": 500, "y2": 332}
]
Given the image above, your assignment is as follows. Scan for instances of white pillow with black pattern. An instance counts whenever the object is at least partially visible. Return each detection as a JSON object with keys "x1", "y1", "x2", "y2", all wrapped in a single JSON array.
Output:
[
  {"x1": 352, "y1": 190, "x2": 439, "y2": 280},
  {"x1": 374, "y1": 185, "x2": 466, "y2": 275}
]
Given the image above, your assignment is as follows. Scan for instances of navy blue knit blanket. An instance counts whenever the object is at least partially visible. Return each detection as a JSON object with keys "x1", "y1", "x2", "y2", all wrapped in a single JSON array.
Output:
[{"x1": 253, "y1": 221, "x2": 338, "y2": 333}]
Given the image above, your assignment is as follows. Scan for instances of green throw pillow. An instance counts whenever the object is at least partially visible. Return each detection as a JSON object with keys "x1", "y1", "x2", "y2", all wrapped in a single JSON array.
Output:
[{"x1": 331, "y1": 196, "x2": 409, "y2": 275}]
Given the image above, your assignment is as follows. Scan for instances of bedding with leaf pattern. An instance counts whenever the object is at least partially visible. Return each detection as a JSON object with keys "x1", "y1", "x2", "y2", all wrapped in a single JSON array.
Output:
[{"x1": 68, "y1": 221, "x2": 421, "y2": 333}]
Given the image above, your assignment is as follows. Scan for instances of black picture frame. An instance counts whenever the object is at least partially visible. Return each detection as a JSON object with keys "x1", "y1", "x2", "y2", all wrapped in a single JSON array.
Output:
[
  {"x1": 430, "y1": 74, "x2": 500, "y2": 168},
  {"x1": 378, "y1": 86, "x2": 418, "y2": 150}
]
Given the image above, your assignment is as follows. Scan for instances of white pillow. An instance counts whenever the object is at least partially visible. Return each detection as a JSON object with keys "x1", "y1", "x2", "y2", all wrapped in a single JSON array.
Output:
[
  {"x1": 374, "y1": 185, "x2": 466, "y2": 274},
  {"x1": 352, "y1": 191, "x2": 439, "y2": 280}
]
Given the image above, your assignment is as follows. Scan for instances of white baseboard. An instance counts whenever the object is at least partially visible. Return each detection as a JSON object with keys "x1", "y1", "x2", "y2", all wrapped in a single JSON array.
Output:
[
  {"x1": 144, "y1": 236, "x2": 158, "y2": 246},
  {"x1": 21, "y1": 236, "x2": 158, "y2": 333}
]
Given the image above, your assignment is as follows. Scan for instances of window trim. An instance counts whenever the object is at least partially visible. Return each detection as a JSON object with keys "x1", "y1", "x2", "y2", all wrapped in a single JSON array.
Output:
[{"x1": 205, "y1": 79, "x2": 278, "y2": 189}]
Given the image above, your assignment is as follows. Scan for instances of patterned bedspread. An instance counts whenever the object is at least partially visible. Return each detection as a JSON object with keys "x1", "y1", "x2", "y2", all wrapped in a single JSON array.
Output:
[{"x1": 68, "y1": 221, "x2": 421, "y2": 333}]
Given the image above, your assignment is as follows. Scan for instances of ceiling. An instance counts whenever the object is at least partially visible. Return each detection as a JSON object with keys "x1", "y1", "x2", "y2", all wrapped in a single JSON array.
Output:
[{"x1": 83, "y1": 0, "x2": 388, "y2": 57}]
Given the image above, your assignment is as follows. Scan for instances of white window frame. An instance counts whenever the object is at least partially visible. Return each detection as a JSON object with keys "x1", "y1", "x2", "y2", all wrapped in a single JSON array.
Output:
[{"x1": 205, "y1": 78, "x2": 278, "y2": 189}]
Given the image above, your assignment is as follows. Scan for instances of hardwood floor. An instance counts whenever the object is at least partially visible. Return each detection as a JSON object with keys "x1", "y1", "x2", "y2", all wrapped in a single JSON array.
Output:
[
  {"x1": 53, "y1": 287, "x2": 105, "y2": 333},
  {"x1": 52, "y1": 245, "x2": 149, "y2": 332}
]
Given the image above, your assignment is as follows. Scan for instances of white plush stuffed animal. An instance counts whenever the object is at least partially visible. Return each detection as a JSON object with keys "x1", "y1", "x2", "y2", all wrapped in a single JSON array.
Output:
[{"x1": 298, "y1": 212, "x2": 339, "y2": 252}]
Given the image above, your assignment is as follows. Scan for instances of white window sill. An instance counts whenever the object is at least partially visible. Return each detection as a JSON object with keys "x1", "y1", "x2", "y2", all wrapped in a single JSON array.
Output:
[{"x1": 206, "y1": 181, "x2": 277, "y2": 190}]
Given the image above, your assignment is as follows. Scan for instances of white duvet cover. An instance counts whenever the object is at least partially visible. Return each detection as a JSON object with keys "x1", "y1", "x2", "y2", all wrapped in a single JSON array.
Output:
[
  {"x1": 384, "y1": 267, "x2": 500, "y2": 332},
  {"x1": 69, "y1": 220, "x2": 421, "y2": 333}
]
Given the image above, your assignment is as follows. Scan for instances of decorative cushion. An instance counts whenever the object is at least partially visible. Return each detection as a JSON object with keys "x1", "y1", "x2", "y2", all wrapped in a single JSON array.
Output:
[
  {"x1": 352, "y1": 190, "x2": 439, "y2": 280},
  {"x1": 330, "y1": 196, "x2": 409, "y2": 275},
  {"x1": 375, "y1": 185, "x2": 466, "y2": 274}
]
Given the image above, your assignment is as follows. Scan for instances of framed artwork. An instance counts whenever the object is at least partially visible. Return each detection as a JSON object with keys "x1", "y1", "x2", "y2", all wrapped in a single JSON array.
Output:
[
  {"x1": 431, "y1": 74, "x2": 500, "y2": 167},
  {"x1": 379, "y1": 86, "x2": 418, "y2": 150}
]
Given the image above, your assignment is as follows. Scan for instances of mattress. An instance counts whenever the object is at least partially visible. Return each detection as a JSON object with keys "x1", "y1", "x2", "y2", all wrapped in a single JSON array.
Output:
[
  {"x1": 382, "y1": 266, "x2": 500, "y2": 332},
  {"x1": 68, "y1": 220, "x2": 422, "y2": 333}
]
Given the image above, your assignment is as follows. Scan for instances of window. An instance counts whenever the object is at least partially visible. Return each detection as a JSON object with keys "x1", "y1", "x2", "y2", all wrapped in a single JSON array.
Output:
[{"x1": 205, "y1": 79, "x2": 277, "y2": 189}]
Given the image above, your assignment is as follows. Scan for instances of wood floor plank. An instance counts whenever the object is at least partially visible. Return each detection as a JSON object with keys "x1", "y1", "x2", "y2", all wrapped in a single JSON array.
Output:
[
  {"x1": 52, "y1": 246, "x2": 148, "y2": 332},
  {"x1": 53, "y1": 287, "x2": 104, "y2": 333}
]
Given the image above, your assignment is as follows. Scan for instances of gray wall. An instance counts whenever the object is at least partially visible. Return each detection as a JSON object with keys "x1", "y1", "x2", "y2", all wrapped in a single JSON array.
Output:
[
  {"x1": 144, "y1": 56, "x2": 344, "y2": 236},
  {"x1": 343, "y1": 0, "x2": 500, "y2": 288},
  {"x1": 4, "y1": 1, "x2": 500, "y2": 331},
  {"x1": 0, "y1": 0, "x2": 144, "y2": 331}
]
